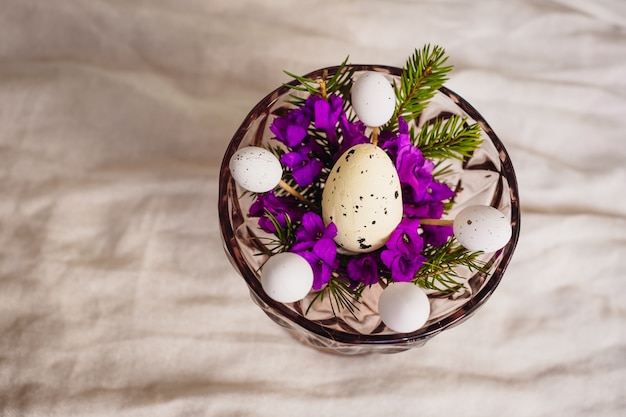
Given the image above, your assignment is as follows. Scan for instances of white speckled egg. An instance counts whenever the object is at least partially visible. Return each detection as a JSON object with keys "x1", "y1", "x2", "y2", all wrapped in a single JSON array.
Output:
[
  {"x1": 453, "y1": 205, "x2": 512, "y2": 253},
  {"x1": 322, "y1": 144, "x2": 402, "y2": 253},
  {"x1": 261, "y1": 252, "x2": 313, "y2": 303},
  {"x1": 378, "y1": 282, "x2": 431, "y2": 333},
  {"x1": 229, "y1": 147, "x2": 283, "y2": 193},
  {"x1": 351, "y1": 72, "x2": 396, "y2": 127}
]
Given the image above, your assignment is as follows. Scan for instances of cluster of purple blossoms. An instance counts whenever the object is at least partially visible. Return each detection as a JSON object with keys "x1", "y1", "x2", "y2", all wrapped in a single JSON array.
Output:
[
  {"x1": 291, "y1": 212, "x2": 338, "y2": 290},
  {"x1": 380, "y1": 218, "x2": 427, "y2": 282},
  {"x1": 380, "y1": 117, "x2": 456, "y2": 222},
  {"x1": 270, "y1": 94, "x2": 369, "y2": 188},
  {"x1": 250, "y1": 94, "x2": 456, "y2": 288},
  {"x1": 258, "y1": 93, "x2": 370, "y2": 289}
]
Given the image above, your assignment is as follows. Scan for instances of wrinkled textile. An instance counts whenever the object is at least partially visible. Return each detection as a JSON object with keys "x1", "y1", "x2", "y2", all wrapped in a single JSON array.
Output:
[{"x1": 1, "y1": 1, "x2": 625, "y2": 416}]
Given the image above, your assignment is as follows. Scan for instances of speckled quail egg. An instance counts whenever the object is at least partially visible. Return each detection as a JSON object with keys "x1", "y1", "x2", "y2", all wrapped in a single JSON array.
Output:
[
  {"x1": 229, "y1": 147, "x2": 283, "y2": 193},
  {"x1": 453, "y1": 205, "x2": 512, "y2": 253}
]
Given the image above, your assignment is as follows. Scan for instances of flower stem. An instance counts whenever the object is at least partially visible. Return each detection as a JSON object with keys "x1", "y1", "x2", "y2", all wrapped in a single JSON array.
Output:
[
  {"x1": 420, "y1": 218, "x2": 454, "y2": 226},
  {"x1": 319, "y1": 69, "x2": 328, "y2": 99}
]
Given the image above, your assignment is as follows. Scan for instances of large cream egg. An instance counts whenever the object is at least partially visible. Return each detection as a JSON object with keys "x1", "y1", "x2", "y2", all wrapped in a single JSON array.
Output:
[
  {"x1": 229, "y1": 147, "x2": 283, "y2": 193},
  {"x1": 261, "y1": 252, "x2": 313, "y2": 303},
  {"x1": 453, "y1": 205, "x2": 512, "y2": 253},
  {"x1": 351, "y1": 72, "x2": 396, "y2": 127},
  {"x1": 322, "y1": 144, "x2": 403, "y2": 253},
  {"x1": 378, "y1": 282, "x2": 431, "y2": 333}
]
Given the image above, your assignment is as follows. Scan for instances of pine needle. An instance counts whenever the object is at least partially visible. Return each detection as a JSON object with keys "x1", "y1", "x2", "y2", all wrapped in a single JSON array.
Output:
[{"x1": 306, "y1": 275, "x2": 363, "y2": 319}]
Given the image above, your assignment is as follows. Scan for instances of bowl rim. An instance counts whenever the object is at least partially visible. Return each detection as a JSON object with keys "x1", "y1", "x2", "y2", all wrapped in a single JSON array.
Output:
[{"x1": 218, "y1": 64, "x2": 521, "y2": 345}]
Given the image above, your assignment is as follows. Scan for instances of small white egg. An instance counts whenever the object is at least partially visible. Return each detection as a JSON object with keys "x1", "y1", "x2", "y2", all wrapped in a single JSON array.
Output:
[
  {"x1": 229, "y1": 147, "x2": 283, "y2": 193},
  {"x1": 261, "y1": 252, "x2": 313, "y2": 303},
  {"x1": 453, "y1": 205, "x2": 512, "y2": 253},
  {"x1": 378, "y1": 282, "x2": 431, "y2": 333},
  {"x1": 351, "y1": 72, "x2": 396, "y2": 127}
]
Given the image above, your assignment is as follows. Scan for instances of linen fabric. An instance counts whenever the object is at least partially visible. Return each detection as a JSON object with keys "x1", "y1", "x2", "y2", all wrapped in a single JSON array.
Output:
[{"x1": 1, "y1": 1, "x2": 625, "y2": 416}]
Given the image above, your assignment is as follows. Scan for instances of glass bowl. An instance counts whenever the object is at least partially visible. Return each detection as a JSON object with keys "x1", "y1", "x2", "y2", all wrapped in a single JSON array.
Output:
[{"x1": 218, "y1": 65, "x2": 520, "y2": 355}]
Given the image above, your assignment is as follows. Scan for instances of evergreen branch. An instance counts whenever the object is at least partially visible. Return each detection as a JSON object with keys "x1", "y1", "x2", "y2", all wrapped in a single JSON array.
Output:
[
  {"x1": 384, "y1": 44, "x2": 453, "y2": 131},
  {"x1": 414, "y1": 115, "x2": 483, "y2": 160},
  {"x1": 413, "y1": 237, "x2": 486, "y2": 293}
]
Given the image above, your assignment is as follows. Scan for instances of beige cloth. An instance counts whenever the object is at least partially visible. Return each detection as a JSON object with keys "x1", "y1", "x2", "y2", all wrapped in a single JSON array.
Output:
[{"x1": 1, "y1": 0, "x2": 625, "y2": 415}]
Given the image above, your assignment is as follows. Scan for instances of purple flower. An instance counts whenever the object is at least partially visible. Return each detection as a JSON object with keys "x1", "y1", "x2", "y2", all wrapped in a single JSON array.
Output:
[
  {"x1": 280, "y1": 144, "x2": 325, "y2": 187},
  {"x1": 421, "y1": 224, "x2": 453, "y2": 247},
  {"x1": 380, "y1": 117, "x2": 411, "y2": 160},
  {"x1": 347, "y1": 254, "x2": 380, "y2": 286},
  {"x1": 381, "y1": 117, "x2": 435, "y2": 199},
  {"x1": 290, "y1": 212, "x2": 338, "y2": 289},
  {"x1": 403, "y1": 181, "x2": 455, "y2": 218},
  {"x1": 291, "y1": 212, "x2": 337, "y2": 252},
  {"x1": 337, "y1": 113, "x2": 369, "y2": 157},
  {"x1": 379, "y1": 116, "x2": 456, "y2": 220},
  {"x1": 381, "y1": 218, "x2": 426, "y2": 282},
  {"x1": 270, "y1": 106, "x2": 312, "y2": 148},
  {"x1": 398, "y1": 150, "x2": 433, "y2": 195},
  {"x1": 298, "y1": 239, "x2": 338, "y2": 290},
  {"x1": 249, "y1": 191, "x2": 303, "y2": 234},
  {"x1": 309, "y1": 94, "x2": 343, "y2": 144}
]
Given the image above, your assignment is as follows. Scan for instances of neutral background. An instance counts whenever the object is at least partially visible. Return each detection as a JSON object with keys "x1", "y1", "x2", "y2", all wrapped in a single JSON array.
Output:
[{"x1": 1, "y1": 0, "x2": 625, "y2": 416}]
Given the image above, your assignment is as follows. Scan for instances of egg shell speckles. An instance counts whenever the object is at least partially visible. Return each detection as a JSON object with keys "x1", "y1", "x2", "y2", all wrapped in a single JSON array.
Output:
[
  {"x1": 322, "y1": 144, "x2": 403, "y2": 253},
  {"x1": 350, "y1": 72, "x2": 396, "y2": 127},
  {"x1": 453, "y1": 205, "x2": 512, "y2": 253},
  {"x1": 229, "y1": 147, "x2": 283, "y2": 193}
]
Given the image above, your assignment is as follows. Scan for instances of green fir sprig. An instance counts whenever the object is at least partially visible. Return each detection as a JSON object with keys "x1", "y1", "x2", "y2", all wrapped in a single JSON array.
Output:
[
  {"x1": 414, "y1": 238, "x2": 486, "y2": 293},
  {"x1": 414, "y1": 115, "x2": 483, "y2": 161},
  {"x1": 384, "y1": 44, "x2": 453, "y2": 131}
]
